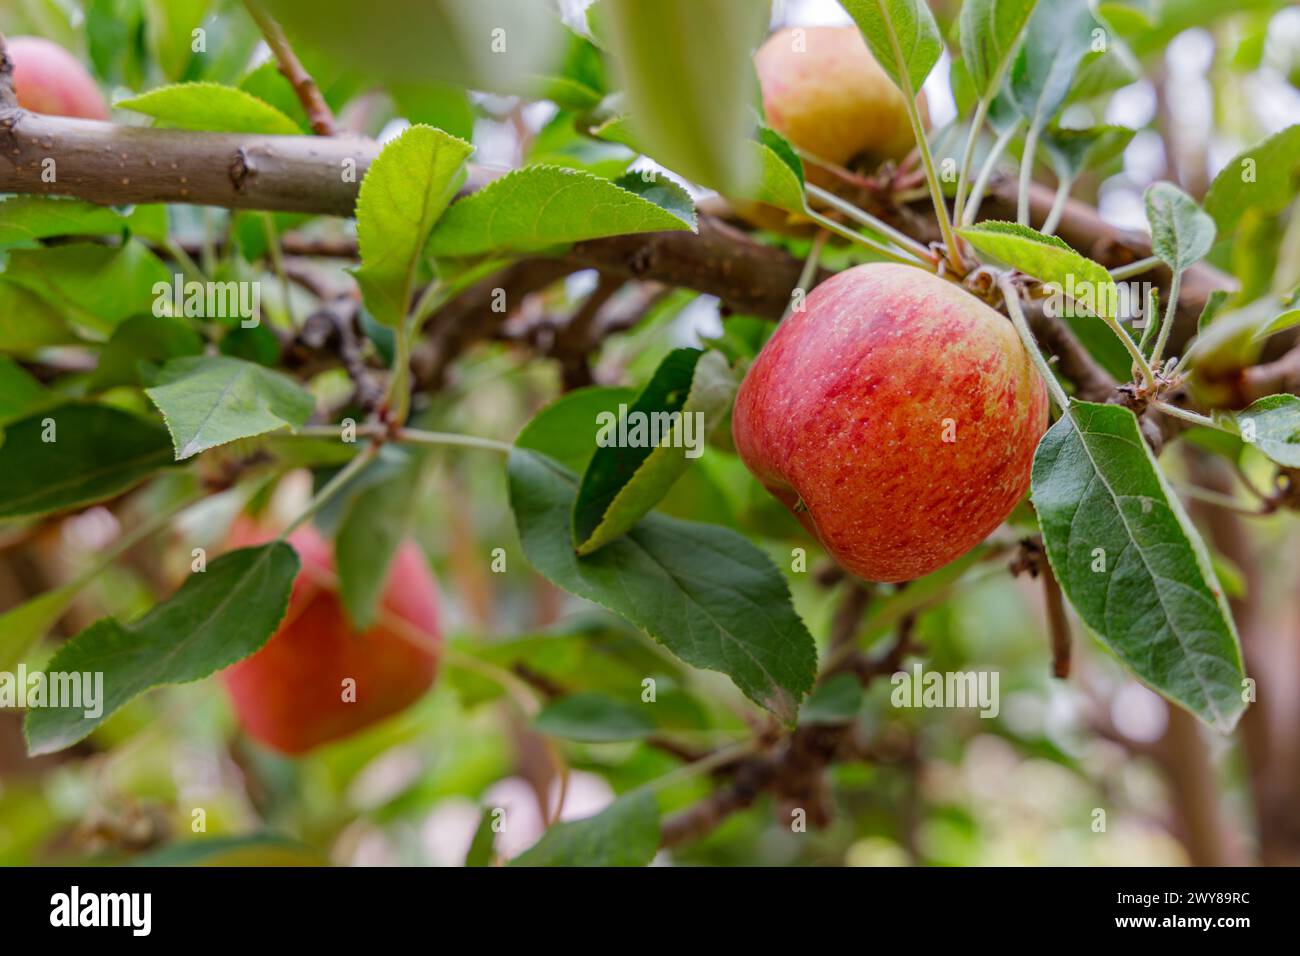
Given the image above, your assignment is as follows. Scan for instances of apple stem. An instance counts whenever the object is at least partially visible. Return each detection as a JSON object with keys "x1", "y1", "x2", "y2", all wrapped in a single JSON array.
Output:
[
  {"x1": 1137, "y1": 285, "x2": 1160, "y2": 355},
  {"x1": 1016, "y1": 123, "x2": 1041, "y2": 227},
  {"x1": 1040, "y1": 176, "x2": 1073, "y2": 237},
  {"x1": 440, "y1": 645, "x2": 543, "y2": 717},
  {"x1": 1148, "y1": 269, "x2": 1182, "y2": 368},
  {"x1": 1109, "y1": 255, "x2": 1162, "y2": 281},
  {"x1": 998, "y1": 275, "x2": 1072, "y2": 413},
  {"x1": 804, "y1": 184, "x2": 937, "y2": 265},
  {"x1": 644, "y1": 740, "x2": 759, "y2": 795},
  {"x1": 296, "y1": 423, "x2": 515, "y2": 454},
  {"x1": 781, "y1": 229, "x2": 829, "y2": 322},
  {"x1": 281, "y1": 441, "x2": 381, "y2": 539},
  {"x1": 395, "y1": 428, "x2": 515, "y2": 454},
  {"x1": 262, "y1": 212, "x2": 295, "y2": 327},
  {"x1": 1173, "y1": 482, "x2": 1270, "y2": 517},
  {"x1": 802, "y1": 206, "x2": 929, "y2": 268},
  {"x1": 875, "y1": 8, "x2": 964, "y2": 274},
  {"x1": 951, "y1": 95, "x2": 992, "y2": 229},
  {"x1": 1150, "y1": 400, "x2": 1228, "y2": 432},
  {"x1": 962, "y1": 118, "x2": 1023, "y2": 226}
]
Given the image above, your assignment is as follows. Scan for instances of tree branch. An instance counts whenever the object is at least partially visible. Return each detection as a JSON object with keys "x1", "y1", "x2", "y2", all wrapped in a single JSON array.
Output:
[
  {"x1": 0, "y1": 109, "x2": 377, "y2": 214},
  {"x1": 242, "y1": 1, "x2": 338, "y2": 136}
]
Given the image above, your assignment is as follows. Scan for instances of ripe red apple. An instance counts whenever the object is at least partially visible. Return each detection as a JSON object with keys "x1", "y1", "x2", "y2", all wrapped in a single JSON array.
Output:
[
  {"x1": 221, "y1": 520, "x2": 442, "y2": 755},
  {"x1": 755, "y1": 26, "x2": 922, "y2": 186},
  {"x1": 732, "y1": 263, "x2": 1048, "y2": 583},
  {"x1": 5, "y1": 36, "x2": 109, "y2": 120}
]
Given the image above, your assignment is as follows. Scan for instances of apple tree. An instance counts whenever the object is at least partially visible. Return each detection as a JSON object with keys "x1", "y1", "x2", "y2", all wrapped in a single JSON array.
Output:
[{"x1": 1, "y1": 0, "x2": 1299, "y2": 867}]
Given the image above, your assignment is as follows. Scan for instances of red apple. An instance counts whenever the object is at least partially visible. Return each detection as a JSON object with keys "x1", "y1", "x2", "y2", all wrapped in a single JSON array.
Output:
[
  {"x1": 732, "y1": 263, "x2": 1048, "y2": 583},
  {"x1": 755, "y1": 26, "x2": 922, "y2": 186},
  {"x1": 741, "y1": 26, "x2": 927, "y2": 232},
  {"x1": 5, "y1": 36, "x2": 109, "y2": 120},
  {"x1": 221, "y1": 520, "x2": 442, "y2": 755}
]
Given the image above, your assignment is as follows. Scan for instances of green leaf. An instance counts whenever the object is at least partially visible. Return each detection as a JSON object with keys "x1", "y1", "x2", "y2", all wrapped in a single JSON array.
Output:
[
  {"x1": 1185, "y1": 296, "x2": 1293, "y2": 374},
  {"x1": 841, "y1": 0, "x2": 944, "y2": 94},
  {"x1": 262, "y1": 0, "x2": 568, "y2": 96},
  {"x1": 0, "y1": 357, "x2": 49, "y2": 427},
  {"x1": 90, "y1": 315, "x2": 204, "y2": 391},
  {"x1": 390, "y1": 81, "x2": 476, "y2": 141},
  {"x1": 1235, "y1": 394, "x2": 1300, "y2": 468},
  {"x1": 353, "y1": 125, "x2": 474, "y2": 327},
  {"x1": 1204, "y1": 125, "x2": 1300, "y2": 238},
  {"x1": 464, "y1": 809, "x2": 497, "y2": 867},
  {"x1": 529, "y1": 111, "x2": 635, "y2": 178},
  {"x1": 0, "y1": 586, "x2": 77, "y2": 673},
  {"x1": 513, "y1": 385, "x2": 639, "y2": 473},
  {"x1": 1144, "y1": 181, "x2": 1215, "y2": 273},
  {"x1": 959, "y1": 0, "x2": 1039, "y2": 98},
  {"x1": 1031, "y1": 401, "x2": 1246, "y2": 730},
  {"x1": 129, "y1": 834, "x2": 327, "y2": 867},
  {"x1": 335, "y1": 448, "x2": 428, "y2": 629},
  {"x1": 594, "y1": 116, "x2": 803, "y2": 213},
  {"x1": 237, "y1": 60, "x2": 313, "y2": 133},
  {"x1": 0, "y1": 405, "x2": 175, "y2": 520},
  {"x1": 0, "y1": 197, "x2": 154, "y2": 249},
  {"x1": 24, "y1": 542, "x2": 299, "y2": 755},
  {"x1": 1197, "y1": 288, "x2": 1230, "y2": 334},
  {"x1": 428, "y1": 166, "x2": 695, "y2": 258},
  {"x1": 145, "y1": 356, "x2": 316, "y2": 460},
  {"x1": 1008, "y1": 0, "x2": 1097, "y2": 128},
  {"x1": 1040, "y1": 125, "x2": 1135, "y2": 182},
  {"x1": 527, "y1": 29, "x2": 608, "y2": 110},
  {"x1": 597, "y1": 0, "x2": 767, "y2": 194},
  {"x1": 1066, "y1": 42, "x2": 1141, "y2": 103},
  {"x1": 511, "y1": 790, "x2": 659, "y2": 866},
  {"x1": 574, "y1": 349, "x2": 735, "y2": 555},
  {"x1": 799, "y1": 674, "x2": 865, "y2": 726},
  {"x1": 1252, "y1": 308, "x2": 1300, "y2": 342},
  {"x1": 143, "y1": 0, "x2": 209, "y2": 80},
  {"x1": 533, "y1": 692, "x2": 655, "y2": 742},
  {"x1": 959, "y1": 221, "x2": 1118, "y2": 319},
  {"x1": 3, "y1": 242, "x2": 172, "y2": 336},
  {"x1": 0, "y1": 280, "x2": 78, "y2": 353},
  {"x1": 509, "y1": 441, "x2": 816, "y2": 724},
  {"x1": 116, "y1": 82, "x2": 301, "y2": 134}
]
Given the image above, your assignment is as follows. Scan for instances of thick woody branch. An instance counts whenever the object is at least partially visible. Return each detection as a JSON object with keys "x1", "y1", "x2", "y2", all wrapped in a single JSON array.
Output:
[
  {"x1": 0, "y1": 100, "x2": 1229, "y2": 329},
  {"x1": 0, "y1": 109, "x2": 376, "y2": 214},
  {"x1": 1242, "y1": 344, "x2": 1300, "y2": 404}
]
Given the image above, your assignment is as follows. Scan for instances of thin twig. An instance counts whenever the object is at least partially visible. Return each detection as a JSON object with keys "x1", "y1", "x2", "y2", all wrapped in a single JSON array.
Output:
[
  {"x1": 1041, "y1": 566, "x2": 1071, "y2": 679},
  {"x1": 242, "y1": 1, "x2": 338, "y2": 136}
]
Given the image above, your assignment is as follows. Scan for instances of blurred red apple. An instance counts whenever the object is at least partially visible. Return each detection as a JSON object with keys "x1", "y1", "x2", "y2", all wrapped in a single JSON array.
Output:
[
  {"x1": 755, "y1": 26, "x2": 922, "y2": 187},
  {"x1": 221, "y1": 520, "x2": 442, "y2": 755},
  {"x1": 741, "y1": 26, "x2": 926, "y2": 232},
  {"x1": 5, "y1": 36, "x2": 109, "y2": 120},
  {"x1": 732, "y1": 263, "x2": 1048, "y2": 583}
]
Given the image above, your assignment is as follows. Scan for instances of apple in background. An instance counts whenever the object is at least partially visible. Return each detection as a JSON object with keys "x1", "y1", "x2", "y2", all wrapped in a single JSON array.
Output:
[
  {"x1": 731, "y1": 263, "x2": 1048, "y2": 583},
  {"x1": 755, "y1": 26, "x2": 922, "y2": 188},
  {"x1": 5, "y1": 36, "x2": 110, "y2": 120},
  {"x1": 221, "y1": 521, "x2": 442, "y2": 755}
]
